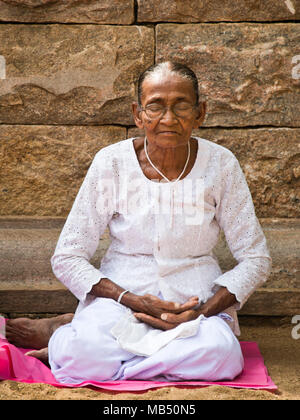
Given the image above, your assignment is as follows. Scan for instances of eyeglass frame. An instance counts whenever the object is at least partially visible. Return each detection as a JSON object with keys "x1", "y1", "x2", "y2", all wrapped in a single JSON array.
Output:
[{"x1": 138, "y1": 102, "x2": 199, "y2": 120}]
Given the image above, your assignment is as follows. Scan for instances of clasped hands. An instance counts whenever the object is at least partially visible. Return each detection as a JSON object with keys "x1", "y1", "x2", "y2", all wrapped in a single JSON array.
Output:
[
  {"x1": 90, "y1": 279, "x2": 204, "y2": 330},
  {"x1": 132, "y1": 293, "x2": 204, "y2": 331},
  {"x1": 91, "y1": 278, "x2": 236, "y2": 331}
]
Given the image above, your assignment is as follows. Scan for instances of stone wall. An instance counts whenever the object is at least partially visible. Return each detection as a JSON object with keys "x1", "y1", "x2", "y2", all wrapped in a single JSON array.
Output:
[{"x1": 0, "y1": 0, "x2": 299, "y2": 316}]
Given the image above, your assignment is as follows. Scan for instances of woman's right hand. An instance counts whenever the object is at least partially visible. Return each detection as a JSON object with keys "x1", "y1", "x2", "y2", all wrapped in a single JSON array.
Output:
[
  {"x1": 90, "y1": 278, "x2": 199, "y2": 326},
  {"x1": 123, "y1": 292, "x2": 199, "y2": 320}
]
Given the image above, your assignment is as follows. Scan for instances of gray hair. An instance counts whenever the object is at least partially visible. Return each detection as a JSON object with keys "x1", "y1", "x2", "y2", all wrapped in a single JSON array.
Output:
[{"x1": 137, "y1": 61, "x2": 200, "y2": 106}]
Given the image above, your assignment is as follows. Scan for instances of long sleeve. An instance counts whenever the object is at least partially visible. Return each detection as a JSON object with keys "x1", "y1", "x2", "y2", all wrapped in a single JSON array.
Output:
[
  {"x1": 213, "y1": 153, "x2": 272, "y2": 309},
  {"x1": 51, "y1": 149, "x2": 115, "y2": 303}
]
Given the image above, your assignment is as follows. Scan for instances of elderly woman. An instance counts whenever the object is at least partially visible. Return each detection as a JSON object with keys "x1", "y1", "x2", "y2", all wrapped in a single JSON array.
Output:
[{"x1": 6, "y1": 61, "x2": 271, "y2": 384}]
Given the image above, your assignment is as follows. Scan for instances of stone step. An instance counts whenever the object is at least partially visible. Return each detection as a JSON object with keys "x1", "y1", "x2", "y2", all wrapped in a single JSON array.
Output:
[
  {"x1": 1, "y1": 287, "x2": 299, "y2": 317},
  {"x1": 0, "y1": 217, "x2": 299, "y2": 315}
]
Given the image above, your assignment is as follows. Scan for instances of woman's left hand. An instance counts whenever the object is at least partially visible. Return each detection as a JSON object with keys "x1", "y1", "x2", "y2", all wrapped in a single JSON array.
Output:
[{"x1": 133, "y1": 308, "x2": 202, "y2": 330}]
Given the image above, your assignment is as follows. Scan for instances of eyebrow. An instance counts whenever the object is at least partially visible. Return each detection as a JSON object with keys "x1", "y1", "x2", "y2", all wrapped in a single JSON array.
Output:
[{"x1": 146, "y1": 95, "x2": 192, "y2": 104}]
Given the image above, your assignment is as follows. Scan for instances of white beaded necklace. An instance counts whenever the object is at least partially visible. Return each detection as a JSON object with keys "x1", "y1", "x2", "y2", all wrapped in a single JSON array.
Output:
[{"x1": 144, "y1": 136, "x2": 190, "y2": 184}]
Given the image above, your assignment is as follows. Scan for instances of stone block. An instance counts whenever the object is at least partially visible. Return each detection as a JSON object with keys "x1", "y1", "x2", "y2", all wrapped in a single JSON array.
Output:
[
  {"x1": 197, "y1": 128, "x2": 300, "y2": 218},
  {"x1": 0, "y1": 0, "x2": 134, "y2": 24},
  {"x1": 0, "y1": 125, "x2": 126, "y2": 216},
  {"x1": 156, "y1": 23, "x2": 300, "y2": 127},
  {"x1": 0, "y1": 24, "x2": 154, "y2": 125},
  {"x1": 138, "y1": 0, "x2": 300, "y2": 22}
]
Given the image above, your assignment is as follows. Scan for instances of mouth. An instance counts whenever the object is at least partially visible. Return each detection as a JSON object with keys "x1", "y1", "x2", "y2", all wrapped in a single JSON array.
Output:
[{"x1": 159, "y1": 131, "x2": 178, "y2": 135}]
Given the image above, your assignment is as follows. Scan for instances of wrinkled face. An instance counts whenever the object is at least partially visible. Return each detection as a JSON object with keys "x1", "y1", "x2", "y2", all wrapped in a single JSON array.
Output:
[{"x1": 133, "y1": 73, "x2": 205, "y2": 149}]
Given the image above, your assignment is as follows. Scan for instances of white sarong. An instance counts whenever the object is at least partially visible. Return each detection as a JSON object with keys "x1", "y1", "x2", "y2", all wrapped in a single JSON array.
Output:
[{"x1": 48, "y1": 297, "x2": 244, "y2": 384}]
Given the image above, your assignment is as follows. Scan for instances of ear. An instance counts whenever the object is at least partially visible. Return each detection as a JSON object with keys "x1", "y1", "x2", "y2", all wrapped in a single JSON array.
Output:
[
  {"x1": 193, "y1": 101, "x2": 206, "y2": 129},
  {"x1": 132, "y1": 102, "x2": 144, "y2": 129}
]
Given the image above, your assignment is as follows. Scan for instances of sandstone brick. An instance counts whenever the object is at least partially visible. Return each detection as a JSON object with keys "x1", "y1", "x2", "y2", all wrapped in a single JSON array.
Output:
[
  {"x1": 0, "y1": 0, "x2": 134, "y2": 24},
  {"x1": 0, "y1": 24, "x2": 154, "y2": 125},
  {"x1": 0, "y1": 125, "x2": 126, "y2": 216},
  {"x1": 156, "y1": 23, "x2": 300, "y2": 127},
  {"x1": 138, "y1": 0, "x2": 300, "y2": 22},
  {"x1": 196, "y1": 128, "x2": 300, "y2": 218}
]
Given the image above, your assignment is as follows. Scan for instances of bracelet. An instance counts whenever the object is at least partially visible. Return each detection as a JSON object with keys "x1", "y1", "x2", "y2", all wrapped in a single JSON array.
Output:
[{"x1": 117, "y1": 289, "x2": 130, "y2": 303}]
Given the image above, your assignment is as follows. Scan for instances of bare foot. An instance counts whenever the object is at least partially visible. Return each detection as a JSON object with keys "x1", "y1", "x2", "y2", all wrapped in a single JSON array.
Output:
[
  {"x1": 6, "y1": 313, "x2": 74, "y2": 349},
  {"x1": 25, "y1": 348, "x2": 49, "y2": 367}
]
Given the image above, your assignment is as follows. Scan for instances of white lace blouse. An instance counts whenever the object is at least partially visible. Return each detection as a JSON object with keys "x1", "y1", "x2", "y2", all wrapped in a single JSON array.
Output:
[{"x1": 51, "y1": 137, "x2": 272, "y2": 336}]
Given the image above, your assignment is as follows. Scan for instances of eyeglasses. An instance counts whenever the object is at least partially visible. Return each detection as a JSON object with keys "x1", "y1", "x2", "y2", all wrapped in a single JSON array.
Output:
[{"x1": 139, "y1": 103, "x2": 198, "y2": 120}]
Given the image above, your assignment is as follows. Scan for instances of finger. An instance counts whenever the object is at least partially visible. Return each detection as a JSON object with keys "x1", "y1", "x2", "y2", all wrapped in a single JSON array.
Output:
[
  {"x1": 25, "y1": 348, "x2": 49, "y2": 366},
  {"x1": 161, "y1": 310, "x2": 196, "y2": 324},
  {"x1": 181, "y1": 296, "x2": 199, "y2": 306},
  {"x1": 25, "y1": 349, "x2": 44, "y2": 358},
  {"x1": 174, "y1": 297, "x2": 199, "y2": 313},
  {"x1": 160, "y1": 296, "x2": 199, "y2": 314},
  {"x1": 134, "y1": 313, "x2": 176, "y2": 331},
  {"x1": 141, "y1": 295, "x2": 177, "y2": 313}
]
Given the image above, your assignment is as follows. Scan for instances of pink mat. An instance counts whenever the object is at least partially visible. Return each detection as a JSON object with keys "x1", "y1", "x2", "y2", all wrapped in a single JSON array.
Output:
[{"x1": 0, "y1": 334, "x2": 277, "y2": 392}]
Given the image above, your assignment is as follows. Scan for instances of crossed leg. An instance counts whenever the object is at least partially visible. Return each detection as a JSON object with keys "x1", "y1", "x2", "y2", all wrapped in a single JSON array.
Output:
[
  {"x1": 5, "y1": 313, "x2": 74, "y2": 365},
  {"x1": 5, "y1": 301, "x2": 244, "y2": 383}
]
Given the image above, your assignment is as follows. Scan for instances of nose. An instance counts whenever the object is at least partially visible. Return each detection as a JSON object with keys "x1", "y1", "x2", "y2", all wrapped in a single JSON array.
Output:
[{"x1": 160, "y1": 106, "x2": 178, "y2": 123}]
